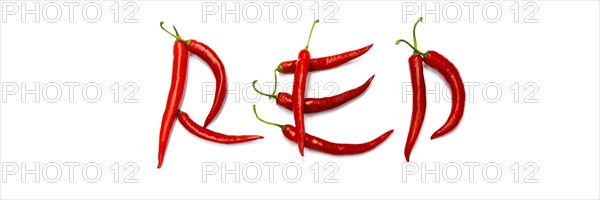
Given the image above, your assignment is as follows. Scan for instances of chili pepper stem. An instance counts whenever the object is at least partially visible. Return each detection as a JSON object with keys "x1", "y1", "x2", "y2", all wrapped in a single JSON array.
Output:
[
  {"x1": 395, "y1": 39, "x2": 425, "y2": 56},
  {"x1": 252, "y1": 69, "x2": 279, "y2": 99},
  {"x1": 252, "y1": 80, "x2": 277, "y2": 99},
  {"x1": 304, "y1": 19, "x2": 320, "y2": 50},
  {"x1": 172, "y1": 25, "x2": 181, "y2": 37},
  {"x1": 276, "y1": 65, "x2": 283, "y2": 72},
  {"x1": 160, "y1": 21, "x2": 190, "y2": 45},
  {"x1": 271, "y1": 69, "x2": 278, "y2": 97},
  {"x1": 252, "y1": 104, "x2": 285, "y2": 132},
  {"x1": 412, "y1": 17, "x2": 423, "y2": 55}
]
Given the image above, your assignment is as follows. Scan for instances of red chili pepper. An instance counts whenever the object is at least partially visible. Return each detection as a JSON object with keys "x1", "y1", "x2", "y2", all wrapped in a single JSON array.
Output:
[
  {"x1": 400, "y1": 18, "x2": 427, "y2": 162},
  {"x1": 277, "y1": 44, "x2": 373, "y2": 73},
  {"x1": 253, "y1": 105, "x2": 393, "y2": 155},
  {"x1": 422, "y1": 51, "x2": 465, "y2": 139},
  {"x1": 187, "y1": 40, "x2": 228, "y2": 128},
  {"x1": 404, "y1": 55, "x2": 426, "y2": 162},
  {"x1": 292, "y1": 19, "x2": 319, "y2": 156},
  {"x1": 157, "y1": 22, "x2": 189, "y2": 168},
  {"x1": 178, "y1": 110, "x2": 263, "y2": 144},
  {"x1": 397, "y1": 18, "x2": 466, "y2": 140},
  {"x1": 252, "y1": 75, "x2": 374, "y2": 113}
]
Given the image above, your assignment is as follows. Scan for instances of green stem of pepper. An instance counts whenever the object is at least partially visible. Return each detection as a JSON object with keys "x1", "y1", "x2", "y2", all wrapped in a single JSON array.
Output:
[
  {"x1": 252, "y1": 69, "x2": 279, "y2": 99},
  {"x1": 304, "y1": 19, "x2": 320, "y2": 50},
  {"x1": 271, "y1": 69, "x2": 278, "y2": 97},
  {"x1": 160, "y1": 21, "x2": 190, "y2": 45},
  {"x1": 412, "y1": 17, "x2": 423, "y2": 56},
  {"x1": 252, "y1": 80, "x2": 277, "y2": 99},
  {"x1": 395, "y1": 39, "x2": 425, "y2": 57},
  {"x1": 252, "y1": 104, "x2": 285, "y2": 132}
]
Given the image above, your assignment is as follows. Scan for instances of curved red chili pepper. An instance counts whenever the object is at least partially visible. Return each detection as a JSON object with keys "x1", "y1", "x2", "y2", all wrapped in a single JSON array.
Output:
[
  {"x1": 284, "y1": 125, "x2": 393, "y2": 155},
  {"x1": 253, "y1": 75, "x2": 375, "y2": 113},
  {"x1": 404, "y1": 55, "x2": 426, "y2": 162},
  {"x1": 187, "y1": 40, "x2": 227, "y2": 128},
  {"x1": 282, "y1": 75, "x2": 374, "y2": 113},
  {"x1": 158, "y1": 22, "x2": 189, "y2": 168},
  {"x1": 178, "y1": 111, "x2": 263, "y2": 144},
  {"x1": 292, "y1": 19, "x2": 319, "y2": 156},
  {"x1": 398, "y1": 17, "x2": 466, "y2": 140},
  {"x1": 422, "y1": 51, "x2": 465, "y2": 139},
  {"x1": 277, "y1": 44, "x2": 373, "y2": 73},
  {"x1": 253, "y1": 105, "x2": 393, "y2": 155}
]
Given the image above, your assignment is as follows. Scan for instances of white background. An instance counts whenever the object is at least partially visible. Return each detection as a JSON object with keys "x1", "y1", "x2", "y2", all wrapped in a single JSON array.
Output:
[{"x1": 0, "y1": 0, "x2": 599, "y2": 199}]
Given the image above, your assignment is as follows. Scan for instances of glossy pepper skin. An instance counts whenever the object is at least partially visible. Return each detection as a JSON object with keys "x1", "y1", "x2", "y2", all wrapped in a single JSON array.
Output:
[
  {"x1": 277, "y1": 75, "x2": 374, "y2": 113},
  {"x1": 178, "y1": 111, "x2": 263, "y2": 144},
  {"x1": 292, "y1": 49, "x2": 311, "y2": 156},
  {"x1": 187, "y1": 40, "x2": 227, "y2": 128},
  {"x1": 253, "y1": 105, "x2": 394, "y2": 155},
  {"x1": 158, "y1": 40, "x2": 188, "y2": 169},
  {"x1": 396, "y1": 17, "x2": 467, "y2": 162},
  {"x1": 404, "y1": 55, "x2": 426, "y2": 162},
  {"x1": 291, "y1": 20, "x2": 320, "y2": 156},
  {"x1": 277, "y1": 44, "x2": 373, "y2": 73},
  {"x1": 282, "y1": 125, "x2": 394, "y2": 155},
  {"x1": 423, "y1": 51, "x2": 465, "y2": 139}
]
